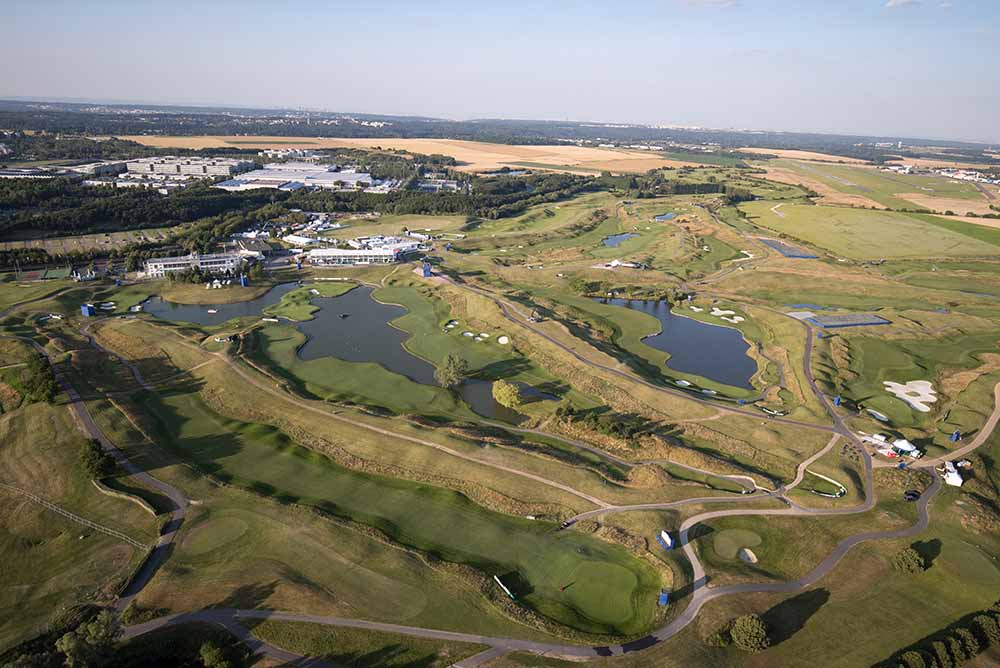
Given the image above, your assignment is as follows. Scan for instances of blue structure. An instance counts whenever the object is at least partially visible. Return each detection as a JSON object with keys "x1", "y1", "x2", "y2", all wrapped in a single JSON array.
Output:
[
  {"x1": 80, "y1": 304, "x2": 95, "y2": 317},
  {"x1": 807, "y1": 314, "x2": 892, "y2": 329},
  {"x1": 950, "y1": 430, "x2": 962, "y2": 442},
  {"x1": 833, "y1": 395, "x2": 842, "y2": 407},
  {"x1": 239, "y1": 276, "x2": 249, "y2": 287},
  {"x1": 658, "y1": 591, "x2": 670, "y2": 607},
  {"x1": 655, "y1": 533, "x2": 673, "y2": 551},
  {"x1": 422, "y1": 262, "x2": 432, "y2": 278}
]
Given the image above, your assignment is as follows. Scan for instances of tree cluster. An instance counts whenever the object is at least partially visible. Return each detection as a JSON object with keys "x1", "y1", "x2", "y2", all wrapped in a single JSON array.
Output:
[
  {"x1": 876, "y1": 599, "x2": 1000, "y2": 668},
  {"x1": 20, "y1": 353, "x2": 56, "y2": 403}
]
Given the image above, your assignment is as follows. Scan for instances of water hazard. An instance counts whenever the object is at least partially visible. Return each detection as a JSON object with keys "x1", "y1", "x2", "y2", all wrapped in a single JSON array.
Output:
[
  {"x1": 596, "y1": 298, "x2": 756, "y2": 389},
  {"x1": 602, "y1": 232, "x2": 639, "y2": 247},
  {"x1": 146, "y1": 282, "x2": 550, "y2": 422}
]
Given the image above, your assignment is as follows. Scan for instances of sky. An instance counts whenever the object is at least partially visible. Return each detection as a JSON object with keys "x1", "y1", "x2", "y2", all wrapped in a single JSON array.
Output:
[{"x1": 4, "y1": 0, "x2": 999, "y2": 143}]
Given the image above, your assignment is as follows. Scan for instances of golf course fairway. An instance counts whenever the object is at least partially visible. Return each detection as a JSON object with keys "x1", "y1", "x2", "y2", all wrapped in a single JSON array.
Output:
[{"x1": 139, "y1": 389, "x2": 659, "y2": 636}]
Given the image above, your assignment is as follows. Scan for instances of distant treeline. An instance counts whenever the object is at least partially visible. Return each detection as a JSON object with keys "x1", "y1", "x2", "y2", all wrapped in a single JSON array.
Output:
[{"x1": 0, "y1": 103, "x2": 992, "y2": 164}]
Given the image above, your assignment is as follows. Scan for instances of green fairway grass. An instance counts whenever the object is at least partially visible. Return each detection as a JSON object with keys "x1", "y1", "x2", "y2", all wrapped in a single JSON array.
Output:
[
  {"x1": 741, "y1": 200, "x2": 999, "y2": 259},
  {"x1": 247, "y1": 620, "x2": 488, "y2": 668},
  {"x1": 139, "y1": 388, "x2": 660, "y2": 635}
]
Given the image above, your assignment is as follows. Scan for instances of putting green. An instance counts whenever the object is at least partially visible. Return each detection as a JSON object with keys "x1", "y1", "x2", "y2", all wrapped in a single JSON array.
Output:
[
  {"x1": 182, "y1": 516, "x2": 249, "y2": 556},
  {"x1": 713, "y1": 528, "x2": 762, "y2": 560}
]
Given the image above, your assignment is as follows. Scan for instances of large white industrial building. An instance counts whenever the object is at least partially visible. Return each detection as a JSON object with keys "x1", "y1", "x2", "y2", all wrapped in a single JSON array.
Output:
[
  {"x1": 127, "y1": 156, "x2": 255, "y2": 177},
  {"x1": 308, "y1": 237, "x2": 422, "y2": 266},
  {"x1": 144, "y1": 252, "x2": 245, "y2": 278},
  {"x1": 214, "y1": 163, "x2": 375, "y2": 192}
]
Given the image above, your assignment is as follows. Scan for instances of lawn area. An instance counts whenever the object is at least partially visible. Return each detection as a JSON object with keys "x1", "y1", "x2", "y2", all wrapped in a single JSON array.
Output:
[
  {"x1": 137, "y1": 386, "x2": 661, "y2": 636},
  {"x1": 0, "y1": 279, "x2": 75, "y2": 312},
  {"x1": 247, "y1": 620, "x2": 488, "y2": 668},
  {"x1": 0, "y1": 402, "x2": 159, "y2": 651},
  {"x1": 741, "y1": 200, "x2": 999, "y2": 259}
]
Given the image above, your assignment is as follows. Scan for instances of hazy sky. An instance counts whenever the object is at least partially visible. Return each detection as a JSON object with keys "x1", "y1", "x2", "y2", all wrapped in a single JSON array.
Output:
[{"x1": 5, "y1": 0, "x2": 999, "y2": 142}]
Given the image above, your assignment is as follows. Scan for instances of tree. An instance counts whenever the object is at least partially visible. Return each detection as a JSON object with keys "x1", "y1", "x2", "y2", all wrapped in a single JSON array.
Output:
[
  {"x1": 199, "y1": 641, "x2": 232, "y2": 668},
  {"x1": 890, "y1": 547, "x2": 926, "y2": 574},
  {"x1": 972, "y1": 614, "x2": 1000, "y2": 646},
  {"x1": 945, "y1": 635, "x2": 968, "y2": 664},
  {"x1": 434, "y1": 354, "x2": 468, "y2": 389},
  {"x1": 931, "y1": 640, "x2": 952, "y2": 668},
  {"x1": 55, "y1": 611, "x2": 120, "y2": 668},
  {"x1": 491, "y1": 379, "x2": 521, "y2": 409},
  {"x1": 79, "y1": 439, "x2": 116, "y2": 479},
  {"x1": 729, "y1": 614, "x2": 771, "y2": 653},
  {"x1": 21, "y1": 353, "x2": 56, "y2": 404},
  {"x1": 955, "y1": 627, "x2": 980, "y2": 657},
  {"x1": 898, "y1": 650, "x2": 927, "y2": 668}
]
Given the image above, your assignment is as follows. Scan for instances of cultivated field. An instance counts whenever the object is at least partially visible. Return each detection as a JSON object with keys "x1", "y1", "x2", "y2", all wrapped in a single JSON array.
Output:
[
  {"x1": 117, "y1": 135, "x2": 701, "y2": 173},
  {"x1": 761, "y1": 160, "x2": 992, "y2": 212},
  {"x1": 741, "y1": 148, "x2": 869, "y2": 164}
]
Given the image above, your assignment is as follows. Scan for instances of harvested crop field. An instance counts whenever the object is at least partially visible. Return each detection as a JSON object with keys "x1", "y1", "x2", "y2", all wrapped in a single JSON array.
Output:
[
  {"x1": 760, "y1": 167, "x2": 883, "y2": 208},
  {"x1": 117, "y1": 136, "x2": 697, "y2": 173},
  {"x1": 896, "y1": 192, "x2": 997, "y2": 216},
  {"x1": 886, "y1": 157, "x2": 1000, "y2": 169},
  {"x1": 742, "y1": 148, "x2": 869, "y2": 164}
]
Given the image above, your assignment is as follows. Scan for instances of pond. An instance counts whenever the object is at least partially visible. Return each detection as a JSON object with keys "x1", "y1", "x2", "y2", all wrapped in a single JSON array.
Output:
[
  {"x1": 143, "y1": 282, "x2": 299, "y2": 326},
  {"x1": 602, "y1": 232, "x2": 639, "y2": 247},
  {"x1": 596, "y1": 298, "x2": 756, "y2": 389},
  {"x1": 148, "y1": 282, "x2": 548, "y2": 422}
]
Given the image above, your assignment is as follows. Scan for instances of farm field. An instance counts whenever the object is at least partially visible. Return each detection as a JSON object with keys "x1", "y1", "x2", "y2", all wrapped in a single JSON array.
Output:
[
  {"x1": 740, "y1": 148, "x2": 869, "y2": 164},
  {"x1": 117, "y1": 135, "x2": 703, "y2": 173},
  {"x1": 740, "y1": 200, "x2": 1000, "y2": 259},
  {"x1": 762, "y1": 159, "x2": 993, "y2": 212}
]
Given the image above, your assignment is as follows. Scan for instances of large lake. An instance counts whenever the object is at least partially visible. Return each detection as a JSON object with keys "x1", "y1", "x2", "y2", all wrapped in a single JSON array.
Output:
[{"x1": 596, "y1": 298, "x2": 756, "y2": 389}]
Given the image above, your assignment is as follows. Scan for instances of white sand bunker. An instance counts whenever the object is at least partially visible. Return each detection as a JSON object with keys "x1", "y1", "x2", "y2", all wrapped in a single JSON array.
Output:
[
  {"x1": 689, "y1": 306, "x2": 704, "y2": 312},
  {"x1": 884, "y1": 380, "x2": 938, "y2": 413},
  {"x1": 739, "y1": 547, "x2": 759, "y2": 564},
  {"x1": 710, "y1": 307, "x2": 745, "y2": 323},
  {"x1": 497, "y1": 336, "x2": 510, "y2": 345}
]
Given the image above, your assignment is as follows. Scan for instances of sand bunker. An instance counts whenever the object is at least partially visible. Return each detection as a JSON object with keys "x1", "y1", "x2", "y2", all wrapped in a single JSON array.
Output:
[
  {"x1": 884, "y1": 380, "x2": 938, "y2": 413},
  {"x1": 738, "y1": 547, "x2": 759, "y2": 564}
]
